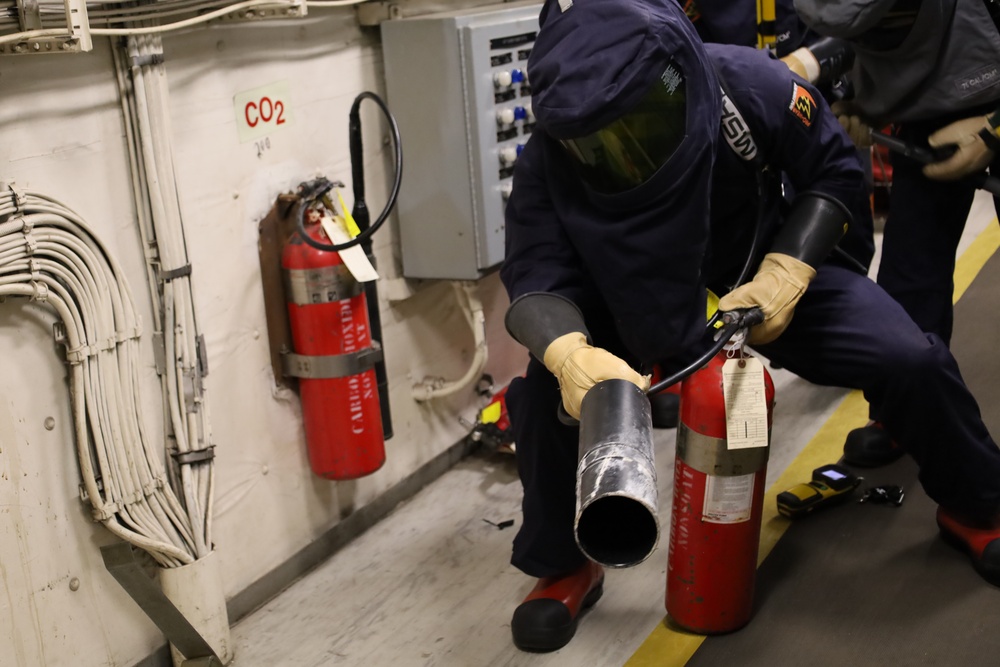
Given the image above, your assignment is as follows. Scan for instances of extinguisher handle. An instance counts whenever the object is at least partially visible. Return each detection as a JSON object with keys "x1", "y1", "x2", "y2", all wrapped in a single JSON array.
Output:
[
  {"x1": 555, "y1": 307, "x2": 766, "y2": 423},
  {"x1": 298, "y1": 177, "x2": 342, "y2": 203},
  {"x1": 646, "y1": 307, "x2": 764, "y2": 396},
  {"x1": 720, "y1": 307, "x2": 765, "y2": 329}
]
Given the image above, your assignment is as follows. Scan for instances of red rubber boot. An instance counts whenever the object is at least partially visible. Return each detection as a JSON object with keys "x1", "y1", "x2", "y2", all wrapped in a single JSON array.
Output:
[
  {"x1": 510, "y1": 560, "x2": 604, "y2": 652},
  {"x1": 936, "y1": 507, "x2": 1000, "y2": 586}
]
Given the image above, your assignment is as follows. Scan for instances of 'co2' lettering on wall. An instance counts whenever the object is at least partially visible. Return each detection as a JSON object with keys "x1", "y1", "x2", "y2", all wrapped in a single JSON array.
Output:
[
  {"x1": 245, "y1": 97, "x2": 285, "y2": 128},
  {"x1": 234, "y1": 81, "x2": 292, "y2": 144}
]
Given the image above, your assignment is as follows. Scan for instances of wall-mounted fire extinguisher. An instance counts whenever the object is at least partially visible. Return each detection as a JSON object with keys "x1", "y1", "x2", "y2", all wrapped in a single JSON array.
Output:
[
  {"x1": 666, "y1": 344, "x2": 775, "y2": 634},
  {"x1": 282, "y1": 211, "x2": 385, "y2": 480},
  {"x1": 279, "y1": 91, "x2": 402, "y2": 480}
]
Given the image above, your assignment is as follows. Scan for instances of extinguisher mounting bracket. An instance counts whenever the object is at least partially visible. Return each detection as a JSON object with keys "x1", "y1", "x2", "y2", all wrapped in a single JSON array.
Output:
[{"x1": 281, "y1": 341, "x2": 383, "y2": 380}]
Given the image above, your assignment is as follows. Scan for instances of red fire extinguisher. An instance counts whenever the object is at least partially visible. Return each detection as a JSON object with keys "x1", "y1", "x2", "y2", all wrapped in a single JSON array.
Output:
[
  {"x1": 666, "y1": 347, "x2": 774, "y2": 633},
  {"x1": 282, "y1": 212, "x2": 385, "y2": 480}
]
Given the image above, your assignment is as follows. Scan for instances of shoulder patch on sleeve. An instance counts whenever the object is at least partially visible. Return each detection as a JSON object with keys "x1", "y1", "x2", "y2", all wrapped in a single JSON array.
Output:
[
  {"x1": 682, "y1": 0, "x2": 701, "y2": 21},
  {"x1": 788, "y1": 82, "x2": 816, "y2": 128}
]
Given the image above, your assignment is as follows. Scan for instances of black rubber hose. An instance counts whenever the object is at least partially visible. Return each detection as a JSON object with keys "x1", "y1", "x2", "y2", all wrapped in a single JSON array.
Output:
[
  {"x1": 647, "y1": 167, "x2": 771, "y2": 393},
  {"x1": 295, "y1": 91, "x2": 402, "y2": 252},
  {"x1": 347, "y1": 94, "x2": 394, "y2": 440},
  {"x1": 646, "y1": 308, "x2": 764, "y2": 396}
]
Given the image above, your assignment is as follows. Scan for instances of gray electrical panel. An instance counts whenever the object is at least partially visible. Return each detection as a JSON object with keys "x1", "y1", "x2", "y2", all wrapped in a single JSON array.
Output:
[{"x1": 381, "y1": 2, "x2": 541, "y2": 280}]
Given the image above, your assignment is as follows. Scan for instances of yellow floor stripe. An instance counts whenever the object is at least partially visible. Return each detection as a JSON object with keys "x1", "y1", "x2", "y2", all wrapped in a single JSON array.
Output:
[
  {"x1": 624, "y1": 393, "x2": 869, "y2": 667},
  {"x1": 626, "y1": 218, "x2": 1000, "y2": 667},
  {"x1": 955, "y1": 220, "x2": 1000, "y2": 302}
]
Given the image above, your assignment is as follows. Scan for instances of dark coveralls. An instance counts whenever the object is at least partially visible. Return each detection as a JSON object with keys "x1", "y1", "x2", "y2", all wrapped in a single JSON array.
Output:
[
  {"x1": 879, "y1": 121, "x2": 1000, "y2": 344},
  {"x1": 500, "y1": 44, "x2": 1000, "y2": 578},
  {"x1": 680, "y1": 0, "x2": 813, "y2": 56},
  {"x1": 793, "y1": 0, "x2": 1000, "y2": 344}
]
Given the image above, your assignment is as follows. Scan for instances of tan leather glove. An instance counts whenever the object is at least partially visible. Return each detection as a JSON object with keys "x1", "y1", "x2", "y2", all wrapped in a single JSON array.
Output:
[
  {"x1": 830, "y1": 101, "x2": 872, "y2": 149},
  {"x1": 717, "y1": 253, "x2": 816, "y2": 345},
  {"x1": 924, "y1": 115, "x2": 995, "y2": 181},
  {"x1": 543, "y1": 332, "x2": 651, "y2": 420},
  {"x1": 780, "y1": 47, "x2": 820, "y2": 83}
]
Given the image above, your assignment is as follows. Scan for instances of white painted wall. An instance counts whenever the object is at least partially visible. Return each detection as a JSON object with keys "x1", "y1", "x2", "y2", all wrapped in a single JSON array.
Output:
[{"x1": 0, "y1": 4, "x2": 528, "y2": 665}]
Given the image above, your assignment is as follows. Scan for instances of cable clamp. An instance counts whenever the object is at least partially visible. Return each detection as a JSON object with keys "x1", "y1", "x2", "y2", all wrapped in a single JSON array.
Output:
[
  {"x1": 90, "y1": 500, "x2": 120, "y2": 522},
  {"x1": 131, "y1": 52, "x2": 165, "y2": 68},
  {"x1": 125, "y1": 488, "x2": 144, "y2": 506},
  {"x1": 16, "y1": 215, "x2": 31, "y2": 233},
  {"x1": 6, "y1": 182, "x2": 26, "y2": 211},
  {"x1": 65, "y1": 342, "x2": 98, "y2": 364},
  {"x1": 140, "y1": 480, "x2": 161, "y2": 498},
  {"x1": 115, "y1": 325, "x2": 142, "y2": 343},
  {"x1": 29, "y1": 258, "x2": 41, "y2": 282},
  {"x1": 24, "y1": 233, "x2": 37, "y2": 255},
  {"x1": 30, "y1": 281, "x2": 48, "y2": 303},
  {"x1": 171, "y1": 445, "x2": 216, "y2": 466},
  {"x1": 159, "y1": 264, "x2": 192, "y2": 281}
]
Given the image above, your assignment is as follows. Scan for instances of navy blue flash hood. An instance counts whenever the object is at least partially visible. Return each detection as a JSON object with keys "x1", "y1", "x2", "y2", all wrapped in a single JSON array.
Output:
[
  {"x1": 515, "y1": 0, "x2": 724, "y2": 363},
  {"x1": 530, "y1": 0, "x2": 721, "y2": 141}
]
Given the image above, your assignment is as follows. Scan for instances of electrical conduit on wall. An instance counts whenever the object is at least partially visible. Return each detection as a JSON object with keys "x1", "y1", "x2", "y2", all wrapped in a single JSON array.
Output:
[
  {"x1": 110, "y1": 32, "x2": 231, "y2": 665},
  {"x1": 0, "y1": 187, "x2": 203, "y2": 560}
]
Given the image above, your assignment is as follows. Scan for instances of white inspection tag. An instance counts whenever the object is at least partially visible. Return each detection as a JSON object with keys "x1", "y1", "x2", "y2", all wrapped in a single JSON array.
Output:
[
  {"x1": 703, "y1": 473, "x2": 755, "y2": 524},
  {"x1": 318, "y1": 215, "x2": 379, "y2": 283},
  {"x1": 722, "y1": 356, "x2": 768, "y2": 449}
]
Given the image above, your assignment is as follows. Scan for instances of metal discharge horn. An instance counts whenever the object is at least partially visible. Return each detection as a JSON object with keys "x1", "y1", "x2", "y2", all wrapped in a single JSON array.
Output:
[{"x1": 574, "y1": 378, "x2": 658, "y2": 568}]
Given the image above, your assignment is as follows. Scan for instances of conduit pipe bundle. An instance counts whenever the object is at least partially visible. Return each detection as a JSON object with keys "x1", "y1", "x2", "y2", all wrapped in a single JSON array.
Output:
[
  {"x1": 0, "y1": 187, "x2": 199, "y2": 565},
  {"x1": 111, "y1": 33, "x2": 230, "y2": 665}
]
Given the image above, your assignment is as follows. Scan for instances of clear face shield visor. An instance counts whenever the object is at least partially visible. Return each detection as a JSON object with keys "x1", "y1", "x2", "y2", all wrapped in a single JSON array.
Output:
[{"x1": 560, "y1": 64, "x2": 687, "y2": 194}]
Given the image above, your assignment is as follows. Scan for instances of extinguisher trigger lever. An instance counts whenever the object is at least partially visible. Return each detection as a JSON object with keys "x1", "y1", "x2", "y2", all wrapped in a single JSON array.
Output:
[{"x1": 297, "y1": 177, "x2": 345, "y2": 204}]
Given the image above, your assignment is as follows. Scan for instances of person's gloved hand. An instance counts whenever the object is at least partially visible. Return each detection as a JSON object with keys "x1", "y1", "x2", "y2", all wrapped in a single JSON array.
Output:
[
  {"x1": 830, "y1": 101, "x2": 872, "y2": 149},
  {"x1": 780, "y1": 47, "x2": 819, "y2": 83},
  {"x1": 717, "y1": 253, "x2": 816, "y2": 345},
  {"x1": 543, "y1": 332, "x2": 650, "y2": 420},
  {"x1": 924, "y1": 115, "x2": 995, "y2": 181}
]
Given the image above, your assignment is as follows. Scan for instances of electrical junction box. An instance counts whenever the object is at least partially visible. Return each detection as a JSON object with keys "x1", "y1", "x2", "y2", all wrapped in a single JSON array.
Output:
[{"x1": 381, "y1": 2, "x2": 541, "y2": 280}]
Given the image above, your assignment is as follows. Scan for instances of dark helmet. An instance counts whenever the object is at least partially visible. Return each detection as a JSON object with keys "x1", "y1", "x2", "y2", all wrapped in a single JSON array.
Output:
[
  {"x1": 795, "y1": 0, "x2": 921, "y2": 50},
  {"x1": 528, "y1": 0, "x2": 721, "y2": 194}
]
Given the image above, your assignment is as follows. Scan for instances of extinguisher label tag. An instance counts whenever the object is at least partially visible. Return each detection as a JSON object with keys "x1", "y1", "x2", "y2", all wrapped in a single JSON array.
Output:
[
  {"x1": 319, "y1": 215, "x2": 379, "y2": 282},
  {"x1": 722, "y1": 357, "x2": 769, "y2": 449},
  {"x1": 703, "y1": 473, "x2": 755, "y2": 523}
]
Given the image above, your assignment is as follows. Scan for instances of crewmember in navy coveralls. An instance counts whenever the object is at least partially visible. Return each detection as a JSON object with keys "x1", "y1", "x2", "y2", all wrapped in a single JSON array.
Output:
[
  {"x1": 639, "y1": 0, "x2": 856, "y2": 431},
  {"x1": 501, "y1": 0, "x2": 1000, "y2": 652},
  {"x1": 680, "y1": 0, "x2": 812, "y2": 55},
  {"x1": 681, "y1": 0, "x2": 856, "y2": 105},
  {"x1": 795, "y1": 0, "x2": 1000, "y2": 466}
]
